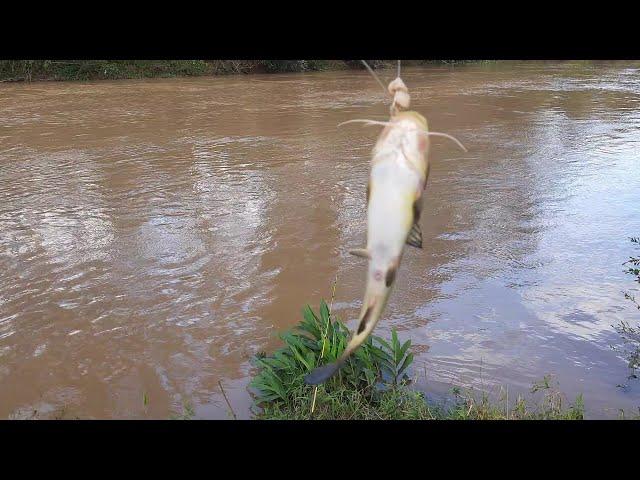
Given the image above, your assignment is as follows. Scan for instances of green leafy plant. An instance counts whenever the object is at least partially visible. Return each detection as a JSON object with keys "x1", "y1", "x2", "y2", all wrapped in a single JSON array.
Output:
[
  {"x1": 624, "y1": 237, "x2": 640, "y2": 309},
  {"x1": 613, "y1": 236, "x2": 640, "y2": 387},
  {"x1": 250, "y1": 300, "x2": 415, "y2": 413}
]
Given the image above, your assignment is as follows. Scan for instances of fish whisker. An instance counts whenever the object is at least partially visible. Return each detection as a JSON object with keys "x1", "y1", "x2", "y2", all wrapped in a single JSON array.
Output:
[
  {"x1": 423, "y1": 131, "x2": 468, "y2": 153},
  {"x1": 338, "y1": 120, "x2": 468, "y2": 152},
  {"x1": 337, "y1": 119, "x2": 393, "y2": 128},
  {"x1": 360, "y1": 60, "x2": 392, "y2": 99}
]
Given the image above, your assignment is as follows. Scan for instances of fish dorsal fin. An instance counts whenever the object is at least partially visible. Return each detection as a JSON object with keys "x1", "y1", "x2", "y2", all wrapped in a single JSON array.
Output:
[{"x1": 406, "y1": 222, "x2": 423, "y2": 249}]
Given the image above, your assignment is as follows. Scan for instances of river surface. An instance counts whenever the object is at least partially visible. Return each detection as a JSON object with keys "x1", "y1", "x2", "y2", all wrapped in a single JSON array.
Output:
[{"x1": 1, "y1": 61, "x2": 640, "y2": 419}]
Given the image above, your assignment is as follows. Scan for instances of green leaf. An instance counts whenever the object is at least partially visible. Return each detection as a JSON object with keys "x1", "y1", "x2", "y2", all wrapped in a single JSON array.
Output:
[
  {"x1": 392, "y1": 330, "x2": 401, "y2": 363},
  {"x1": 274, "y1": 351, "x2": 294, "y2": 368},
  {"x1": 378, "y1": 359, "x2": 396, "y2": 374},
  {"x1": 398, "y1": 352, "x2": 414, "y2": 377},
  {"x1": 262, "y1": 357, "x2": 287, "y2": 369},
  {"x1": 373, "y1": 335, "x2": 392, "y2": 353},
  {"x1": 258, "y1": 393, "x2": 281, "y2": 402},
  {"x1": 289, "y1": 344, "x2": 312, "y2": 371},
  {"x1": 281, "y1": 332, "x2": 305, "y2": 350},
  {"x1": 302, "y1": 305, "x2": 321, "y2": 339},
  {"x1": 380, "y1": 365, "x2": 396, "y2": 380},
  {"x1": 399, "y1": 339, "x2": 411, "y2": 360},
  {"x1": 265, "y1": 376, "x2": 287, "y2": 400},
  {"x1": 306, "y1": 350, "x2": 316, "y2": 368},
  {"x1": 320, "y1": 300, "x2": 330, "y2": 325},
  {"x1": 370, "y1": 346, "x2": 393, "y2": 366}
]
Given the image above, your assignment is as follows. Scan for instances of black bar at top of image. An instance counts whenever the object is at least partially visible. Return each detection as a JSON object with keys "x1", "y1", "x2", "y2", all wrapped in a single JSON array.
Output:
[{"x1": 1, "y1": 11, "x2": 638, "y2": 60}]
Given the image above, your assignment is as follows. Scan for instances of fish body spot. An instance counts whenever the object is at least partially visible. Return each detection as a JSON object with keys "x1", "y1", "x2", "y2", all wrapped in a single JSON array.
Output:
[
  {"x1": 357, "y1": 305, "x2": 373, "y2": 334},
  {"x1": 413, "y1": 197, "x2": 422, "y2": 223},
  {"x1": 385, "y1": 265, "x2": 397, "y2": 287},
  {"x1": 418, "y1": 135, "x2": 428, "y2": 152}
]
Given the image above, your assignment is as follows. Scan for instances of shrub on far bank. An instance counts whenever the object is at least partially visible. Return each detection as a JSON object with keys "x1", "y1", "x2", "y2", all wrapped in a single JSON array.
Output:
[{"x1": 0, "y1": 59, "x2": 426, "y2": 82}]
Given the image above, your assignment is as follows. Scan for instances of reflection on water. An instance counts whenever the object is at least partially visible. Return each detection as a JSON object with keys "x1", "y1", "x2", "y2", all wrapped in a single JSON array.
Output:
[{"x1": 1, "y1": 61, "x2": 640, "y2": 418}]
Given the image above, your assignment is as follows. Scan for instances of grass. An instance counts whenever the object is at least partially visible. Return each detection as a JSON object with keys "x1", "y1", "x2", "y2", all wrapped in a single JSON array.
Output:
[
  {"x1": 250, "y1": 300, "x2": 588, "y2": 420},
  {"x1": 169, "y1": 402, "x2": 196, "y2": 420},
  {"x1": 445, "y1": 379, "x2": 585, "y2": 420}
]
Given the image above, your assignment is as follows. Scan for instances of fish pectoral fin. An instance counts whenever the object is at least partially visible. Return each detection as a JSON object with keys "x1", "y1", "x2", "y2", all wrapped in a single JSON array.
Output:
[
  {"x1": 349, "y1": 248, "x2": 371, "y2": 259},
  {"x1": 406, "y1": 223, "x2": 423, "y2": 249}
]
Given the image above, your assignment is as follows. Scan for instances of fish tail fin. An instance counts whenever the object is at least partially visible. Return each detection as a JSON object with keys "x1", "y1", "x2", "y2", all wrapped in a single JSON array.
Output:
[{"x1": 304, "y1": 361, "x2": 345, "y2": 385}]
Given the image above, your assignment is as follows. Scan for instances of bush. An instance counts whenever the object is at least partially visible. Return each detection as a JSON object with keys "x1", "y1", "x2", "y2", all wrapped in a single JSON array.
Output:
[
  {"x1": 0, "y1": 60, "x2": 400, "y2": 82},
  {"x1": 613, "y1": 237, "x2": 640, "y2": 386},
  {"x1": 250, "y1": 300, "x2": 419, "y2": 419}
]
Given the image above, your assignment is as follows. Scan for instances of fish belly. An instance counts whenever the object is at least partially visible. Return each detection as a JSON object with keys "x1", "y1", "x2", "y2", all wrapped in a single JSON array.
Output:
[{"x1": 367, "y1": 161, "x2": 418, "y2": 257}]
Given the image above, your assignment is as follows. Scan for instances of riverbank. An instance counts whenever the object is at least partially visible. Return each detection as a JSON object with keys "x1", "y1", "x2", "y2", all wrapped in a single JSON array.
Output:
[
  {"x1": 0, "y1": 60, "x2": 477, "y2": 82},
  {"x1": 255, "y1": 378, "x2": 589, "y2": 420},
  {"x1": 250, "y1": 302, "x2": 596, "y2": 420}
]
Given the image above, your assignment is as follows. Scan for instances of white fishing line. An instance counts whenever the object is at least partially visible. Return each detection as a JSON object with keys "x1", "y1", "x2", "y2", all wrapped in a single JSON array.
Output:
[{"x1": 360, "y1": 60, "x2": 391, "y2": 98}]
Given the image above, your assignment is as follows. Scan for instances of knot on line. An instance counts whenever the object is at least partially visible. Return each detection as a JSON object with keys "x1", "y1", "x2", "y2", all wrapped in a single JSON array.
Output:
[{"x1": 388, "y1": 77, "x2": 410, "y2": 115}]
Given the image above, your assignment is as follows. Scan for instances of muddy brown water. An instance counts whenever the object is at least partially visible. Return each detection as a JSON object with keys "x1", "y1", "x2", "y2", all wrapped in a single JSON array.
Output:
[{"x1": 1, "y1": 61, "x2": 640, "y2": 419}]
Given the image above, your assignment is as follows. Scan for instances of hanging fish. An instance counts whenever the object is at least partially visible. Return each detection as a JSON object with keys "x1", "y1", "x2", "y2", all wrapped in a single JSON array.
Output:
[{"x1": 305, "y1": 61, "x2": 466, "y2": 385}]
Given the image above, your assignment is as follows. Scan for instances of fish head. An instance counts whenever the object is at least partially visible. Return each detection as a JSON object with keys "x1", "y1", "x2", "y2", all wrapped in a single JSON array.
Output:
[
  {"x1": 396, "y1": 111, "x2": 428, "y2": 130},
  {"x1": 376, "y1": 111, "x2": 430, "y2": 178}
]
